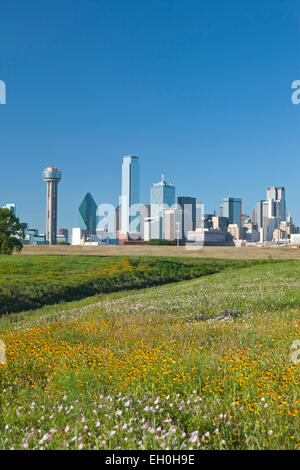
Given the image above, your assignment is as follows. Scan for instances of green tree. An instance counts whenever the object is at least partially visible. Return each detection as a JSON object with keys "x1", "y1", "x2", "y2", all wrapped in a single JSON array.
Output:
[{"x1": 0, "y1": 208, "x2": 24, "y2": 254}]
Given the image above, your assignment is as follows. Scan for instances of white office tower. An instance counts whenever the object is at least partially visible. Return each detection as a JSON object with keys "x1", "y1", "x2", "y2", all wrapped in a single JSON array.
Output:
[
  {"x1": 144, "y1": 217, "x2": 162, "y2": 241},
  {"x1": 120, "y1": 156, "x2": 140, "y2": 235},
  {"x1": 164, "y1": 209, "x2": 176, "y2": 240}
]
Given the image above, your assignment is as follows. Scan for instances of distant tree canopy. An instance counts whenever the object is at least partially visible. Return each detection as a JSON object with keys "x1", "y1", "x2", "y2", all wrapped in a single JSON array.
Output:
[
  {"x1": 0, "y1": 208, "x2": 24, "y2": 254},
  {"x1": 148, "y1": 239, "x2": 175, "y2": 246}
]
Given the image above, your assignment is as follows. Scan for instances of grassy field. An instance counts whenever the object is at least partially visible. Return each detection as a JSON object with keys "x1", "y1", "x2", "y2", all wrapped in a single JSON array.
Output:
[
  {"x1": 19, "y1": 243, "x2": 300, "y2": 259},
  {"x1": 0, "y1": 255, "x2": 270, "y2": 315},
  {"x1": 0, "y1": 257, "x2": 299, "y2": 450}
]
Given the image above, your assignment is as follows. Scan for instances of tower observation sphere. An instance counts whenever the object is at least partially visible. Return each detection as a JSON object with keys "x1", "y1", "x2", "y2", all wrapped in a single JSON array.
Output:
[{"x1": 42, "y1": 166, "x2": 62, "y2": 245}]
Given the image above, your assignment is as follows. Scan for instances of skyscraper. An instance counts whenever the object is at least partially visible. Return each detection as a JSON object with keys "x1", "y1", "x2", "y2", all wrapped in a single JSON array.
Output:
[
  {"x1": 43, "y1": 166, "x2": 62, "y2": 245},
  {"x1": 150, "y1": 173, "x2": 175, "y2": 218},
  {"x1": 222, "y1": 197, "x2": 242, "y2": 226},
  {"x1": 150, "y1": 173, "x2": 175, "y2": 238},
  {"x1": 120, "y1": 156, "x2": 140, "y2": 235},
  {"x1": 177, "y1": 196, "x2": 196, "y2": 240},
  {"x1": 78, "y1": 193, "x2": 97, "y2": 232},
  {"x1": 266, "y1": 186, "x2": 286, "y2": 221}
]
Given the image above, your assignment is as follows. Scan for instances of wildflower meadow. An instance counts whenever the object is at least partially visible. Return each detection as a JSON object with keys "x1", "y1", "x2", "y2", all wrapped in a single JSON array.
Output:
[{"x1": 0, "y1": 256, "x2": 299, "y2": 450}]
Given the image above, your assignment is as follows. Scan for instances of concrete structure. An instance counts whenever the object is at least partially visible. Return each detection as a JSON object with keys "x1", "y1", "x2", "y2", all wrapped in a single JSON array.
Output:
[
  {"x1": 279, "y1": 215, "x2": 299, "y2": 238},
  {"x1": 164, "y1": 209, "x2": 176, "y2": 241},
  {"x1": 273, "y1": 228, "x2": 286, "y2": 242},
  {"x1": 72, "y1": 228, "x2": 82, "y2": 245},
  {"x1": 228, "y1": 224, "x2": 240, "y2": 241},
  {"x1": 144, "y1": 217, "x2": 162, "y2": 241},
  {"x1": 120, "y1": 155, "x2": 140, "y2": 235},
  {"x1": 43, "y1": 166, "x2": 62, "y2": 245}
]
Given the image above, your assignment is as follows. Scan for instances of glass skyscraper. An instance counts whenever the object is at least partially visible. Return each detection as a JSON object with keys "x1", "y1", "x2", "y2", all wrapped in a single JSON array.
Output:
[
  {"x1": 266, "y1": 186, "x2": 286, "y2": 221},
  {"x1": 78, "y1": 192, "x2": 97, "y2": 232},
  {"x1": 150, "y1": 173, "x2": 175, "y2": 239},
  {"x1": 222, "y1": 197, "x2": 242, "y2": 225},
  {"x1": 120, "y1": 155, "x2": 140, "y2": 234},
  {"x1": 150, "y1": 173, "x2": 175, "y2": 219},
  {"x1": 177, "y1": 196, "x2": 196, "y2": 240}
]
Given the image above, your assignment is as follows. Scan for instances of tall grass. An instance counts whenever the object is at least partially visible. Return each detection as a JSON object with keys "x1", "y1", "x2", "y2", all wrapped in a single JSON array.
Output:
[{"x1": 0, "y1": 255, "x2": 275, "y2": 315}]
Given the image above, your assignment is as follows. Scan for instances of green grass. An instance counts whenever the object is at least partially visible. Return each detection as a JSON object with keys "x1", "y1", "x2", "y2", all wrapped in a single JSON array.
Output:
[
  {"x1": 0, "y1": 258, "x2": 299, "y2": 450},
  {"x1": 0, "y1": 255, "x2": 275, "y2": 315}
]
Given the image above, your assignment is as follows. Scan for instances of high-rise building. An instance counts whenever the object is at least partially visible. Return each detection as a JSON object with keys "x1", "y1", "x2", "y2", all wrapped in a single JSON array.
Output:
[
  {"x1": 253, "y1": 188, "x2": 286, "y2": 242},
  {"x1": 266, "y1": 186, "x2": 286, "y2": 222},
  {"x1": 195, "y1": 202, "x2": 204, "y2": 229},
  {"x1": 150, "y1": 173, "x2": 175, "y2": 218},
  {"x1": 222, "y1": 197, "x2": 242, "y2": 226},
  {"x1": 43, "y1": 166, "x2": 62, "y2": 245},
  {"x1": 139, "y1": 204, "x2": 150, "y2": 239},
  {"x1": 177, "y1": 196, "x2": 196, "y2": 240},
  {"x1": 164, "y1": 209, "x2": 176, "y2": 241},
  {"x1": 144, "y1": 217, "x2": 162, "y2": 241},
  {"x1": 78, "y1": 193, "x2": 98, "y2": 232},
  {"x1": 150, "y1": 173, "x2": 175, "y2": 238},
  {"x1": 120, "y1": 156, "x2": 140, "y2": 235}
]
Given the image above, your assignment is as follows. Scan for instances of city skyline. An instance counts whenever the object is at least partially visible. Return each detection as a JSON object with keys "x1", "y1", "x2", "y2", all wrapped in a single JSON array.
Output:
[
  {"x1": 1, "y1": 1, "x2": 300, "y2": 233},
  {"x1": 6, "y1": 158, "x2": 299, "y2": 248},
  {"x1": 1, "y1": 158, "x2": 297, "y2": 241}
]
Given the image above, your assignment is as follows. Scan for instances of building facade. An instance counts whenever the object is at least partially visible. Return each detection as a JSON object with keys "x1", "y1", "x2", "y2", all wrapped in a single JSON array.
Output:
[
  {"x1": 221, "y1": 197, "x2": 242, "y2": 226},
  {"x1": 78, "y1": 193, "x2": 98, "y2": 232},
  {"x1": 144, "y1": 217, "x2": 162, "y2": 241},
  {"x1": 150, "y1": 173, "x2": 175, "y2": 238},
  {"x1": 120, "y1": 156, "x2": 140, "y2": 235},
  {"x1": 177, "y1": 196, "x2": 196, "y2": 240}
]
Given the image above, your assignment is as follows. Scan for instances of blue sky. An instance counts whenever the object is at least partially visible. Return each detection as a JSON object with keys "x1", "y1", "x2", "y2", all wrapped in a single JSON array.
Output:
[{"x1": 0, "y1": 0, "x2": 300, "y2": 233}]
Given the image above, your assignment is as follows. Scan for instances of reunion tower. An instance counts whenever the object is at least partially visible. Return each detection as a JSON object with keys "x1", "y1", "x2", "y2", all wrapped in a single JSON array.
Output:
[{"x1": 42, "y1": 166, "x2": 62, "y2": 245}]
